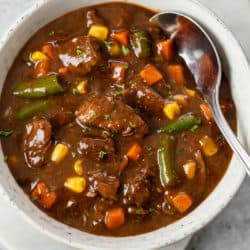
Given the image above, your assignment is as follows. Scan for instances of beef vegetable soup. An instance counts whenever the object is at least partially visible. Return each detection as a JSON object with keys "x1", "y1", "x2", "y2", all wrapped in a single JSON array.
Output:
[{"x1": 0, "y1": 2, "x2": 236, "y2": 236}]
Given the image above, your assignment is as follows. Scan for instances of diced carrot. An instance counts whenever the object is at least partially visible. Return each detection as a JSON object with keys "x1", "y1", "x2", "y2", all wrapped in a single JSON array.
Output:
[
  {"x1": 31, "y1": 182, "x2": 57, "y2": 209},
  {"x1": 58, "y1": 67, "x2": 68, "y2": 76},
  {"x1": 200, "y1": 103, "x2": 213, "y2": 121},
  {"x1": 172, "y1": 193, "x2": 193, "y2": 213},
  {"x1": 33, "y1": 60, "x2": 50, "y2": 78},
  {"x1": 140, "y1": 65, "x2": 163, "y2": 86},
  {"x1": 105, "y1": 208, "x2": 125, "y2": 230},
  {"x1": 111, "y1": 30, "x2": 129, "y2": 46},
  {"x1": 166, "y1": 65, "x2": 186, "y2": 86},
  {"x1": 41, "y1": 44, "x2": 55, "y2": 60},
  {"x1": 127, "y1": 143, "x2": 143, "y2": 161},
  {"x1": 110, "y1": 61, "x2": 128, "y2": 82},
  {"x1": 157, "y1": 40, "x2": 175, "y2": 61}
]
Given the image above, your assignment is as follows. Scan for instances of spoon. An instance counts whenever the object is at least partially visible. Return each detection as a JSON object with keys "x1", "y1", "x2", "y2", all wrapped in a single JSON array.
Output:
[{"x1": 150, "y1": 12, "x2": 250, "y2": 174}]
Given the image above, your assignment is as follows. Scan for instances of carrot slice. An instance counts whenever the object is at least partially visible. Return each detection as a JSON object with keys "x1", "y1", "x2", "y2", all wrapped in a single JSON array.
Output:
[
  {"x1": 172, "y1": 193, "x2": 193, "y2": 213},
  {"x1": 111, "y1": 30, "x2": 129, "y2": 46},
  {"x1": 33, "y1": 60, "x2": 50, "y2": 78},
  {"x1": 105, "y1": 208, "x2": 125, "y2": 230},
  {"x1": 166, "y1": 65, "x2": 186, "y2": 86},
  {"x1": 157, "y1": 40, "x2": 175, "y2": 61},
  {"x1": 41, "y1": 44, "x2": 55, "y2": 60},
  {"x1": 140, "y1": 65, "x2": 163, "y2": 86},
  {"x1": 200, "y1": 103, "x2": 213, "y2": 121},
  {"x1": 127, "y1": 143, "x2": 143, "y2": 161},
  {"x1": 58, "y1": 67, "x2": 68, "y2": 76}
]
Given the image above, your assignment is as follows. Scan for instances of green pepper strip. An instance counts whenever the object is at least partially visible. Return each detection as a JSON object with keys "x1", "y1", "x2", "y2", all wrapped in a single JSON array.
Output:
[
  {"x1": 158, "y1": 113, "x2": 201, "y2": 134},
  {"x1": 15, "y1": 100, "x2": 48, "y2": 120},
  {"x1": 157, "y1": 134, "x2": 178, "y2": 187},
  {"x1": 13, "y1": 75, "x2": 64, "y2": 99}
]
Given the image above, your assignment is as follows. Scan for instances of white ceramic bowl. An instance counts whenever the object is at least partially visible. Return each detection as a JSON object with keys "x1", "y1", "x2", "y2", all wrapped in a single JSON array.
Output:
[{"x1": 0, "y1": 0, "x2": 249, "y2": 249}]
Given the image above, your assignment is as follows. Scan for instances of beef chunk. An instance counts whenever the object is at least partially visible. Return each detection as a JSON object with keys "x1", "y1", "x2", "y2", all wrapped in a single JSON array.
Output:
[
  {"x1": 58, "y1": 36, "x2": 100, "y2": 75},
  {"x1": 88, "y1": 171, "x2": 120, "y2": 200},
  {"x1": 76, "y1": 96, "x2": 148, "y2": 138},
  {"x1": 23, "y1": 117, "x2": 52, "y2": 168},
  {"x1": 123, "y1": 167, "x2": 150, "y2": 207},
  {"x1": 86, "y1": 9, "x2": 105, "y2": 28},
  {"x1": 123, "y1": 77, "x2": 165, "y2": 114}
]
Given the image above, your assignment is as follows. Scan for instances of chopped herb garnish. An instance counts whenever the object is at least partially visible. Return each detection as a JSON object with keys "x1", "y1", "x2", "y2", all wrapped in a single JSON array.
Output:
[
  {"x1": 145, "y1": 146, "x2": 152, "y2": 152},
  {"x1": 104, "y1": 40, "x2": 113, "y2": 47},
  {"x1": 41, "y1": 156, "x2": 45, "y2": 162},
  {"x1": 113, "y1": 90, "x2": 121, "y2": 97},
  {"x1": 76, "y1": 48, "x2": 84, "y2": 56},
  {"x1": 49, "y1": 30, "x2": 55, "y2": 36},
  {"x1": 0, "y1": 130, "x2": 14, "y2": 137},
  {"x1": 82, "y1": 126, "x2": 90, "y2": 133},
  {"x1": 66, "y1": 111, "x2": 73, "y2": 115},
  {"x1": 68, "y1": 122, "x2": 74, "y2": 128},
  {"x1": 99, "y1": 151, "x2": 107, "y2": 159},
  {"x1": 72, "y1": 88, "x2": 78, "y2": 95},
  {"x1": 3, "y1": 155, "x2": 8, "y2": 162},
  {"x1": 136, "y1": 209, "x2": 143, "y2": 216},
  {"x1": 116, "y1": 84, "x2": 125, "y2": 89},
  {"x1": 190, "y1": 124, "x2": 199, "y2": 132},
  {"x1": 123, "y1": 63, "x2": 129, "y2": 69},
  {"x1": 129, "y1": 80, "x2": 134, "y2": 84},
  {"x1": 148, "y1": 208, "x2": 155, "y2": 213},
  {"x1": 121, "y1": 45, "x2": 129, "y2": 56},
  {"x1": 111, "y1": 133, "x2": 116, "y2": 138},
  {"x1": 31, "y1": 196, "x2": 39, "y2": 202},
  {"x1": 129, "y1": 122, "x2": 137, "y2": 129},
  {"x1": 104, "y1": 114, "x2": 111, "y2": 121},
  {"x1": 176, "y1": 148, "x2": 184, "y2": 154},
  {"x1": 71, "y1": 152, "x2": 77, "y2": 158},
  {"x1": 168, "y1": 93, "x2": 174, "y2": 99}
]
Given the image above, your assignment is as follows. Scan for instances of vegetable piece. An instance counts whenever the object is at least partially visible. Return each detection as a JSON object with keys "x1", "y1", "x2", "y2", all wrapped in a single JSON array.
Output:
[
  {"x1": 157, "y1": 40, "x2": 175, "y2": 61},
  {"x1": 88, "y1": 25, "x2": 109, "y2": 41},
  {"x1": 163, "y1": 102, "x2": 181, "y2": 120},
  {"x1": 157, "y1": 134, "x2": 178, "y2": 187},
  {"x1": 105, "y1": 41, "x2": 121, "y2": 57},
  {"x1": 51, "y1": 143, "x2": 69, "y2": 163},
  {"x1": 31, "y1": 51, "x2": 48, "y2": 62},
  {"x1": 200, "y1": 103, "x2": 213, "y2": 121},
  {"x1": 105, "y1": 208, "x2": 125, "y2": 230},
  {"x1": 58, "y1": 67, "x2": 68, "y2": 76},
  {"x1": 172, "y1": 193, "x2": 193, "y2": 213},
  {"x1": 184, "y1": 88, "x2": 196, "y2": 97},
  {"x1": 139, "y1": 65, "x2": 163, "y2": 86},
  {"x1": 174, "y1": 94, "x2": 188, "y2": 106},
  {"x1": 64, "y1": 176, "x2": 86, "y2": 193},
  {"x1": 15, "y1": 100, "x2": 48, "y2": 120},
  {"x1": 33, "y1": 60, "x2": 50, "y2": 78},
  {"x1": 130, "y1": 30, "x2": 151, "y2": 58},
  {"x1": 166, "y1": 65, "x2": 186, "y2": 86},
  {"x1": 76, "y1": 80, "x2": 88, "y2": 94},
  {"x1": 0, "y1": 130, "x2": 13, "y2": 137},
  {"x1": 127, "y1": 143, "x2": 143, "y2": 161},
  {"x1": 110, "y1": 61, "x2": 128, "y2": 82},
  {"x1": 158, "y1": 113, "x2": 201, "y2": 134},
  {"x1": 30, "y1": 182, "x2": 57, "y2": 209},
  {"x1": 111, "y1": 30, "x2": 129, "y2": 45},
  {"x1": 13, "y1": 75, "x2": 64, "y2": 99},
  {"x1": 74, "y1": 160, "x2": 84, "y2": 175},
  {"x1": 41, "y1": 44, "x2": 55, "y2": 60},
  {"x1": 199, "y1": 136, "x2": 218, "y2": 156},
  {"x1": 183, "y1": 161, "x2": 196, "y2": 180}
]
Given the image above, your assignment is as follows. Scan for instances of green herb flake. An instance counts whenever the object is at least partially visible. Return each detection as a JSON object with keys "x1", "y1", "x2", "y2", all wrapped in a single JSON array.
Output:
[
  {"x1": 104, "y1": 40, "x2": 113, "y2": 47},
  {"x1": 129, "y1": 122, "x2": 137, "y2": 129},
  {"x1": 66, "y1": 111, "x2": 73, "y2": 115},
  {"x1": 148, "y1": 208, "x2": 155, "y2": 213},
  {"x1": 41, "y1": 156, "x2": 45, "y2": 162},
  {"x1": 99, "y1": 151, "x2": 107, "y2": 159},
  {"x1": 68, "y1": 122, "x2": 74, "y2": 128},
  {"x1": 113, "y1": 90, "x2": 121, "y2": 97},
  {"x1": 82, "y1": 126, "x2": 90, "y2": 133},
  {"x1": 0, "y1": 130, "x2": 14, "y2": 137},
  {"x1": 104, "y1": 114, "x2": 111, "y2": 121},
  {"x1": 76, "y1": 48, "x2": 84, "y2": 57},
  {"x1": 145, "y1": 146, "x2": 152, "y2": 152},
  {"x1": 72, "y1": 88, "x2": 78, "y2": 95},
  {"x1": 123, "y1": 63, "x2": 129, "y2": 69},
  {"x1": 136, "y1": 209, "x2": 143, "y2": 216},
  {"x1": 71, "y1": 152, "x2": 77, "y2": 159},
  {"x1": 190, "y1": 124, "x2": 199, "y2": 132},
  {"x1": 3, "y1": 155, "x2": 8, "y2": 162},
  {"x1": 49, "y1": 30, "x2": 55, "y2": 36},
  {"x1": 176, "y1": 148, "x2": 184, "y2": 155},
  {"x1": 121, "y1": 45, "x2": 129, "y2": 56},
  {"x1": 31, "y1": 196, "x2": 39, "y2": 202}
]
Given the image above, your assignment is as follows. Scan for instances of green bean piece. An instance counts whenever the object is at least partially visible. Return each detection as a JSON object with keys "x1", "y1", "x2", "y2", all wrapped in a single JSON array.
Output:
[
  {"x1": 158, "y1": 113, "x2": 201, "y2": 134},
  {"x1": 157, "y1": 134, "x2": 178, "y2": 187},
  {"x1": 15, "y1": 100, "x2": 48, "y2": 120},
  {"x1": 13, "y1": 75, "x2": 64, "y2": 99},
  {"x1": 130, "y1": 30, "x2": 151, "y2": 58}
]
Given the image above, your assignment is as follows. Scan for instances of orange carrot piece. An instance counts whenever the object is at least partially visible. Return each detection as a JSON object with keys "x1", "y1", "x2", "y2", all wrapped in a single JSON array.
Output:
[
  {"x1": 58, "y1": 67, "x2": 68, "y2": 76},
  {"x1": 172, "y1": 193, "x2": 193, "y2": 213},
  {"x1": 105, "y1": 208, "x2": 125, "y2": 230},
  {"x1": 127, "y1": 143, "x2": 143, "y2": 161},
  {"x1": 110, "y1": 61, "x2": 127, "y2": 82},
  {"x1": 157, "y1": 40, "x2": 175, "y2": 61},
  {"x1": 200, "y1": 103, "x2": 213, "y2": 121},
  {"x1": 140, "y1": 65, "x2": 163, "y2": 86},
  {"x1": 33, "y1": 60, "x2": 50, "y2": 78},
  {"x1": 166, "y1": 65, "x2": 186, "y2": 86},
  {"x1": 41, "y1": 44, "x2": 55, "y2": 60},
  {"x1": 31, "y1": 182, "x2": 57, "y2": 209},
  {"x1": 111, "y1": 30, "x2": 129, "y2": 46}
]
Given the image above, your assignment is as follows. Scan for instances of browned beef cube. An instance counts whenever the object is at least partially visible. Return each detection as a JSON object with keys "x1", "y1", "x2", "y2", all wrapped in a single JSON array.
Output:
[{"x1": 23, "y1": 117, "x2": 52, "y2": 168}]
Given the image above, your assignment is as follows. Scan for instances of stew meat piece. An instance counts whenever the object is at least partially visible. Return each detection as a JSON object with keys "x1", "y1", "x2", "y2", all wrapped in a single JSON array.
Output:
[{"x1": 23, "y1": 117, "x2": 52, "y2": 168}]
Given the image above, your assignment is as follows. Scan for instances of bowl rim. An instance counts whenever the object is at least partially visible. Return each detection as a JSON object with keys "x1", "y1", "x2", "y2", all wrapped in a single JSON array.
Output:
[{"x1": 0, "y1": 0, "x2": 248, "y2": 249}]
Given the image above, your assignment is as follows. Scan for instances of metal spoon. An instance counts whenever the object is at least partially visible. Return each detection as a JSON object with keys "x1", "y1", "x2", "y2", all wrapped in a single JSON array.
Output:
[{"x1": 150, "y1": 12, "x2": 250, "y2": 174}]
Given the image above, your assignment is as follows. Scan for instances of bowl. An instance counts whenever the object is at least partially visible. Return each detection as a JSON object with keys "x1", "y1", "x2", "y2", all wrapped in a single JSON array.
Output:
[{"x1": 0, "y1": 0, "x2": 249, "y2": 249}]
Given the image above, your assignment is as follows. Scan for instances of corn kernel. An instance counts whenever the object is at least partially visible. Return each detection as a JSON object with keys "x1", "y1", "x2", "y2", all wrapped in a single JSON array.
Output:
[
  {"x1": 183, "y1": 161, "x2": 196, "y2": 180},
  {"x1": 31, "y1": 51, "x2": 48, "y2": 62},
  {"x1": 174, "y1": 95, "x2": 188, "y2": 106},
  {"x1": 184, "y1": 88, "x2": 196, "y2": 97},
  {"x1": 109, "y1": 43, "x2": 121, "y2": 57},
  {"x1": 64, "y1": 177, "x2": 86, "y2": 193},
  {"x1": 88, "y1": 25, "x2": 109, "y2": 41},
  {"x1": 51, "y1": 143, "x2": 69, "y2": 163},
  {"x1": 74, "y1": 160, "x2": 84, "y2": 175},
  {"x1": 199, "y1": 136, "x2": 218, "y2": 156},
  {"x1": 76, "y1": 80, "x2": 88, "y2": 94},
  {"x1": 163, "y1": 102, "x2": 181, "y2": 120}
]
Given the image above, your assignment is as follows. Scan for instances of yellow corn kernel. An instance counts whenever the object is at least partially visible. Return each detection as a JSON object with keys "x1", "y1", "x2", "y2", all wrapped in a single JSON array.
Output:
[
  {"x1": 109, "y1": 43, "x2": 121, "y2": 57},
  {"x1": 199, "y1": 136, "x2": 218, "y2": 156},
  {"x1": 31, "y1": 51, "x2": 48, "y2": 62},
  {"x1": 174, "y1": 94, "x2": 188, "y2": 106},
  {"x1": 163, "y1": 102, "x2": 181, "y2": 120},
  {"x1": 64, "y1": 177, "x2": 86, "y2": 193},
  {"x1": 184, "y1": 88, "x2": 196, "y2": 97},
  {"x1": 183, "y1": 161, "x2": 196, "y2": 180},
  {"x1": 88, "y1": 25, "x2": 109, "y2": 41},
  {"x1": 74, "y1": 160, "x2": 84, "y2": 175},
  {"x1": 76, "y1": 80, "x2": 88, "y2": 94},
  {"x1": 51, "y1": 144, "x2": 69, "y2": 163}
]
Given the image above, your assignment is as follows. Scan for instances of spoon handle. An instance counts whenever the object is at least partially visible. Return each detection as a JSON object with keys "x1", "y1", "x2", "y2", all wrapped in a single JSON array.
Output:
[{"x1": 210, "y1": 95, "x2": 250, "y2": 176}]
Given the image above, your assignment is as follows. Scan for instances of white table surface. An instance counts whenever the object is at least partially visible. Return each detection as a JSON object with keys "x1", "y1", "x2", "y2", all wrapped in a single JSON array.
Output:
[{"x1": 0, "y1": 0, "x2": 249, "y2": 250}]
